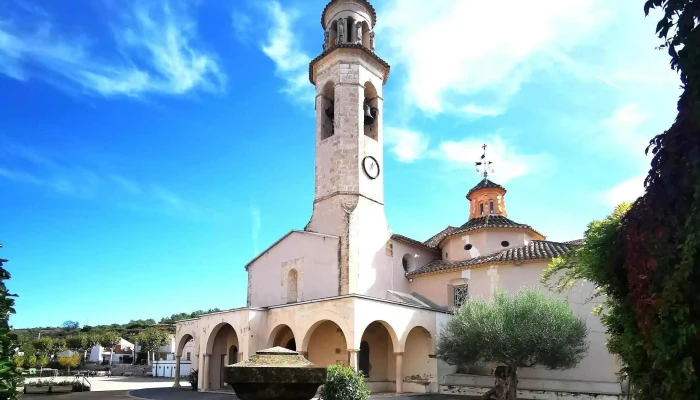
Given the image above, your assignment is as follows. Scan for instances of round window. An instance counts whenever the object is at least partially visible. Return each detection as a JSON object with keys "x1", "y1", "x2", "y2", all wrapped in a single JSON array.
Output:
[
  {"x1": 464, "y1": 244, "x2": 473, "y2": 250},
  {"x1": 501, "y1": 240, "x2": 510, "y2": 247}
]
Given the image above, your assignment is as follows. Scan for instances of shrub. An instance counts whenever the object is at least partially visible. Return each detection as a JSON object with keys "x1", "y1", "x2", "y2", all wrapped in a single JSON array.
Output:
[
  {"x1": 320, "y1": 365, "x2": 370, "y2": 400},
  {"x1": 187, "y1": 369, "x2": 198, "y2": 391}
]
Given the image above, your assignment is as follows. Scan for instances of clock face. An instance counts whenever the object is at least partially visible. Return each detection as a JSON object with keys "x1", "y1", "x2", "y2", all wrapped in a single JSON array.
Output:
[{"x1": 362, "y1": 156, "x2": 380, "y2": 179}]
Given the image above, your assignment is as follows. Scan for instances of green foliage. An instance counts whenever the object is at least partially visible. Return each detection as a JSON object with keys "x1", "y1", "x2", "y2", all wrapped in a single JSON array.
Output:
[
  {"x1": 159, "y1": 309, "x2": 222, "y2": 324},
  {"x1": 320, "y1": 364, "x2": 370, "y2": 400},
  {"x1": 537, "y1": 2, "x2": 700, "y2": 399},
  {"x1": 437, "y1": 289, "x2": 588, "y2": 371},
  {"x1": 58, "y1": 354, "x2": 81, "y2": 371},
  {"x1": 24, "y1": 354, "x2": 36, "y2": 368},
  {"x1": 98, "y1": 331, "x2": 121, "y2": 348},
  {"x1": 37, "y1": 354, "x2": 48, "y2": 368},
  {"x1": 33, "y1": 337, "x2": 52, "y2": 356},
  {"x1": 542, "y1": 203, "x2": 632, "y2": 297},
  {"x1": 61, "y1": 321, "x2": 79, "y2": 330},
  {"x1": 65, "y1": 334, "x2": 89, "y2": 354},
  {"x1": 133, "y1": 327, "x2": 170, "y2": 363},
  {"x1": 11, "y1": 354, "x2": 23, "y2": 370},
  {"x1": 187, "y1": 369, "x2": 198, "y2": 391},
  {"x1": 0, "y1": 251, "x2": 20, "y2": 399}
]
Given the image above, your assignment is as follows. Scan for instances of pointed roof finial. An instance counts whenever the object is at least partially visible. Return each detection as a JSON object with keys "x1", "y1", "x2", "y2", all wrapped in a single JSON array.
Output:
[{"x1": 475, "y1": 144, "x2": 494, "y2": 179}]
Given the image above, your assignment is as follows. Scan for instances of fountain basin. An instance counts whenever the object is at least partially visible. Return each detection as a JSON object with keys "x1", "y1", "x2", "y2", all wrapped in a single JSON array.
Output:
[{"x1": 225, "y1": 347, "x2": 326, "y2": 400}]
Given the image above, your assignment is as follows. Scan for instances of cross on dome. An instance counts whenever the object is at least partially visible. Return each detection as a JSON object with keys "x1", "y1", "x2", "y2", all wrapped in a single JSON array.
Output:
[{"x1": 474, "y1": 143, "x2": 494, "y2": 180}]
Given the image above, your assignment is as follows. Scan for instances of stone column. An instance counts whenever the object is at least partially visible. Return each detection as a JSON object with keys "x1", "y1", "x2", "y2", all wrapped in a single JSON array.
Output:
[
  {"x1": 395, "y1": 352, "x2": 404, "y2": 394},
  {"x1": 173, "y1": 356, "x2": 181, "y2": 387},
  {"x1": 298, "y1": 351, "x2": 308, "y2": 359},
  {"x1": 203, "y1": 354, "x2": 211, "y2": 391},
  {"x1": 348, "y1": 349, "x2": 359, "y2": 371}
]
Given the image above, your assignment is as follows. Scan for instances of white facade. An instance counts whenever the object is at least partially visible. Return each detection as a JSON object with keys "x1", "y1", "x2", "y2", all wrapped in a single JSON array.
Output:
[{"x1": 152, "y1": 359, "x2": 193, "y2": 378}]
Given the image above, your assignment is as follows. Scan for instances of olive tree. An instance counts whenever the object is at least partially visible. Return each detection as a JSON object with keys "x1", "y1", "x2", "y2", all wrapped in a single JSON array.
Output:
[{"x1": 436, "y1": 289, "x2": 589, "y2": 400}]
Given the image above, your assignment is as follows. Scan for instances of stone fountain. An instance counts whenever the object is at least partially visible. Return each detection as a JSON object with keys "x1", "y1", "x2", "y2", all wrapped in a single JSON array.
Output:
[{"x1": 225, "y1": 347, "x2": 327, "y2": 400}]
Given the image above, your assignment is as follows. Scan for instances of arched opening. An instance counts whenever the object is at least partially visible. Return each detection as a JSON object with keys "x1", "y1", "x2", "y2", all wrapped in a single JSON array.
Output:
[
  {"x1": 321, "y1": 81, "x2": 335, "y2": 140},
  {"x1": 359, "y1": 321, "x2": 399, "y2": 393},
  {"x1": 176, "y1": 334, "x2": 194, "y2": 357},
  {"x1": 401, "y1": 254, "x2": 413, "y2": 273},
  {"x1": 347, "y1": 16, "x2": 356, "y2": 42},
  {"x1": 362, "y1": 21, "x2": 371, "y2": 49},
  {"x1": 305, "y1": 320, "x2": 349, "y2": 367},
  {"x1": 269, "y1": 324, "x2": 296, "y2": 350},
  {"x1": 228, "y1": 345, "x2": 238, "y2": 365},
  {"x1": 402, "y1": 327, "x2": 437, "y2": 392},
  {"x1": 287, "y1": 269, "x2": 298, "y2": 303},
  {"x1": 205, "y1": 323, "x2": 239, "y2": 391},
  {"x1": 359, "y1": 341, "x2": 370, "y2": 377},
  {"x1": 329, "y1": 20, "x2": 338, "y2": 47},
  {"x1": 363, "y1": 82, "x2": 379, "y2": 140}
]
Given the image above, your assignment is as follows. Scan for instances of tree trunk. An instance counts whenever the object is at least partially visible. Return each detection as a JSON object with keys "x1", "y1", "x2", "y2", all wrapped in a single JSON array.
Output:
[
  {"x1": 506, "y1": 368, "x2": 518, "y2": 400},
  {"x1": 110, "y1": 349, "x2": 114, "y2": 365}
]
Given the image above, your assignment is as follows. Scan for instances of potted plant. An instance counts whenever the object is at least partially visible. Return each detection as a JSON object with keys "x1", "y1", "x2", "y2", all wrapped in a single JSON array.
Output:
[
  {"x1": 72, "y1": 379, "x2": 91, "y2": 392},
  {"x1": 51, "y1": 380, "x2": 74, "y2": 393},
  {"x1": 25, "y1": 379, "x2": 50, "y2": 394},
  {"x1": 187, "y1": 369, "x2": 198, "y2": 391}
]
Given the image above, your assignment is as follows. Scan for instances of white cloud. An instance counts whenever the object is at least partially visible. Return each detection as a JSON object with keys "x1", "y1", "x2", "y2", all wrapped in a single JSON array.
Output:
[
  {"x1": 0, "y1": 1, "x2": 226, "y2": 97},
  {"x1": 260, "y1": 1, "x2": 313, "y2": 99},
  {"x1": 384, "y1": 127, "x2": 430, "y2": 162},
  {"x1": 384, "y1": 127, "x2": 552, "y2": 183},
  {"x1": 603, "y1": 103, "x2": 648, "y2": 147},
  {"x1": 251, "y1": 205, "x2": 261, "y2": 256},
  {"x1": 598, "y1": 174, "x2": 646, "y2": 208},
  {"x1": 377, "y1": 0, "x2": 607, "y2": 115},
  {"x1": 461, "y1": 104, "x2": 502, "y2": 118},
  {"x1": 433, "y1": 136, "x2": 553, "y2": 184}
]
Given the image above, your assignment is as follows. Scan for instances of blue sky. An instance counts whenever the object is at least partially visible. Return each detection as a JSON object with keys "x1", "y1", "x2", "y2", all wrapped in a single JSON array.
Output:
[{"x1": 0, "y1": 0, "x2": 681, "y2": 328}]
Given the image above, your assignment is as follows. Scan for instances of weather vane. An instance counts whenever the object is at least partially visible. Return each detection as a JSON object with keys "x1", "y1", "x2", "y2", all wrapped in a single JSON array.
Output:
[{"x1": 474, "y1": 144, "x2": 494, "y2": 179}]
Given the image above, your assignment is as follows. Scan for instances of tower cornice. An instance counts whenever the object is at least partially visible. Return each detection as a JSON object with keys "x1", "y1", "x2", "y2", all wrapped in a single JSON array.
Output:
[
  {"x1": 321, "y1": 0, "x2": 377, "y2": 29},
  {"x1": 309, "y1": 44, "x2": 391, "y2": 85}
]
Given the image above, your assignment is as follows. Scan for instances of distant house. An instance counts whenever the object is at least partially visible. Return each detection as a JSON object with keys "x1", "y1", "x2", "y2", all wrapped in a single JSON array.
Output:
[
  {"x1": 136, "y1": 334, "x2": 195, "y2": 362},
  {"x1": 79, "y1": 338, "x2": 135, "y2": 364}
]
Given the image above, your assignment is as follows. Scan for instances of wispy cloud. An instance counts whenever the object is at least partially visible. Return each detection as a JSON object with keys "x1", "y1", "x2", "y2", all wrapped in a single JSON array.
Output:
[
  {"x1": 0, "y1": 1, "x2": 226, "y2": 98},
  {"x1": 384, "y1": 126, "x2": 553, "y2": 184},
  {"x1": 259, "y1": 1, "x2": 313, "y2": 100},
  {"x1": 597, "y1": 174, "x2": 646, "y2": 208},
  {"x1": 231, "y1": 11, "x2": 253, "y2": 43},
  {"x1": 384, "y1": 127, "x2": 430, "y2": 163},
  {"x1": 251, "y1": 205, "x2": 261, "y2": 256},
  {"x1": 377, "y1": 0, "x2": 608, "y2": 115},
  {"x1": 0, "y1": 136, "x2": 200, "y2": 216}
]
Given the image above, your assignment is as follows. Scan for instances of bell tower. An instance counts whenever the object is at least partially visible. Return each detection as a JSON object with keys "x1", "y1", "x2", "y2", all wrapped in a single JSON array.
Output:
[{"x1": 305, "y1": 0, "x2": 393, "y2": 297}]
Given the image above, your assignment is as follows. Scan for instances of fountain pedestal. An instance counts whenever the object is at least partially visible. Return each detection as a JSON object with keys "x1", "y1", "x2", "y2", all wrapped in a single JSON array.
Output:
[{"x1": 225, "y1": 347, "x2": 327, "y2": 400}]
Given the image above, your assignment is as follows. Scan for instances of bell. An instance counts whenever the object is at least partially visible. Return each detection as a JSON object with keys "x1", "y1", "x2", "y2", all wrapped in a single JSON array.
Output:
[{"x1": 363, "y1": 100, "x2": 375, "y2": 126}]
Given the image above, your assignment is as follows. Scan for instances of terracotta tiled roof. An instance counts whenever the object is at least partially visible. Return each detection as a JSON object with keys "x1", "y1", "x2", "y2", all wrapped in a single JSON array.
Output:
[
  {"x1": 321, "y1": 0, "x2": 377, "y2": 29},
  {"x1": 466, "y1": 178, "x2": 506, "y2": 199},
  {"x1": 407, "y1": 240, "x2": 579, "y2": 277},
  {"x1": 392, "y1": 234, "x2": 440, "y2": 252},
  {"x1": 309, "y1": 43, "x2": 391, "y2": 84},
  {"x1": 422, "y1": 215, "x2": 544, "y2": 248},
  {"x1": 423, "y1": 226, "x2": 458, "y2": 248}
]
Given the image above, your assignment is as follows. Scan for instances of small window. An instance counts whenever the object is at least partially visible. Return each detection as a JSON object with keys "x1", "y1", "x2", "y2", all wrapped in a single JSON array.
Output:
[
  {"x1": 479, "y1": 203, "x2": 484, "y2": 216},
  {"x1": 186, "y1": 352, "x2": 191, "y2": 361},
  {"x1": 501, "y1": 240, "x2": 510, "y2": 247},
  {"x1": 446, "y1": 253, "x2": 448, "y2": 259},
  {"x1": 464, "y1": 244, "x2": 472, "y2": 250},
  {"x1": 489, "y1": 201, "x2": 494, "y2": 214},
  {"x1": 454, "y1": 284, "x2": 469, "y2": 309}
]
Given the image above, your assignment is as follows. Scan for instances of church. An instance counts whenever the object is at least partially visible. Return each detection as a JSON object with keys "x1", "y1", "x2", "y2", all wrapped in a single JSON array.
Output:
[{"x1": 173, "y1": 1, "x2": 623, "y2": 398}]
